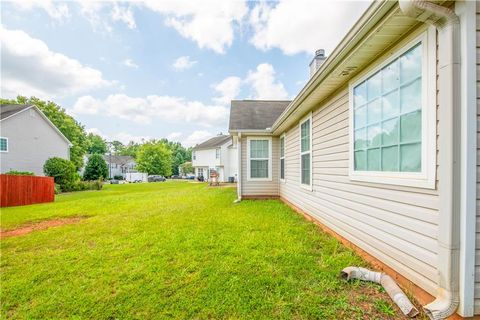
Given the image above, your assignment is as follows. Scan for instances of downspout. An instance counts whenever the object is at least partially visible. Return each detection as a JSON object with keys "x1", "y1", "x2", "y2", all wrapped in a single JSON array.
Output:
[
  {"x1": 234, "y1": 133, "x2": 242, "y2": 202},
  {"x1": 399, "y1": 1, "x2": 461, "y2": 319}
]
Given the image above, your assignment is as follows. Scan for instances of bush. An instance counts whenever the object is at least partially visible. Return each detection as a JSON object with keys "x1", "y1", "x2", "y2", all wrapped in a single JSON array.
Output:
[
  {"x1": 113, "y1": 175, "x2": 124, "y2": 180},
  {"x1": 83, "y1": 154, "x2": 108, "y2": 181},
  {"x1": 43, "y1": 157, "x2": 76, "y2": 190},
  {"x1": 5, "y1": 170, "x2": 34, "y2": 176},
  {"x1": 54, "y1": 183, "x2": 62, "y2": 194},
  {"x1": 59, "y1": 180, "x2": 103, "y2": 193}
]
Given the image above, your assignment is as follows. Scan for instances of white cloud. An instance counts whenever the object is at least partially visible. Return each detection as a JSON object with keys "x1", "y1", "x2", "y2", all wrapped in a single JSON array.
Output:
[
  {"x1": 212, "y1": 63, "x2": 288, "y2": 104},
  {"x1": 123, "y1": 58, "x2": 139, "y2": 69},
  {"x1": 142, "y1": 1, "x2": 248, "y2": 54},
  {"x1": 78, "y1": 1, "x2": 113, "y2": 33},
  {"x1": 72, "y1": 94, "x2": 229, "y2": 127},
  {"x1": 249, "y1": 1, "x2": 371, "y2": 55},
  {"x1": 111, "y1": 3, "x2": 136, "y2": 29},
  {"x1": 12, "y1": 0, "x2": 70, "y2": 21},
  {"x1": 0, "y1": 26, "x2": 112, "y2": 99},
  {"x1": 167, "y1": 132, "x2": 183, "y2": 141},
  {"x1": 182, "y1": 130, "x2": 215, "y2": 147},
  {"x1": 172, "y1": 56, "x2": 197, "y2": 71},
  {"x1": 86, "y1": 128, "x2": 150, "y2": 144},
  {"x1": 212, "y1": 76, "x2": 242, "y2": 105},
  {"x1": 71, "y1": 95, "x2": 103, "y2": 115},
  {"x1": 245, "y1": 63, "x2": 288, "y2": 100}
]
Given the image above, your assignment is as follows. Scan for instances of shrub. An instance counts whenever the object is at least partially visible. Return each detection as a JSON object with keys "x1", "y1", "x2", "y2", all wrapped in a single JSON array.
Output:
[
  {"x1": 113, "y1": 175, "x2": 124, "y2": 180},
  {"x1": 59, "y1": 180, "x2": 103, "y2": 193},
  {"x1": 54, "y1": 183, "x2": 62, "y2": 194},
  {"x1": 83, "y1": 154, "x2": 108, "y2": 181},
  {"x1": 5, "y1": 170, "x2": 34, "y2": 176},
  {"x1": 43, "y1": 157, "x2": 76, "y2": 190}
]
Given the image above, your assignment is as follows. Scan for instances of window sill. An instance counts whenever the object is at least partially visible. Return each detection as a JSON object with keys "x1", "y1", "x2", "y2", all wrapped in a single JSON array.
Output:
[
  {"x1": 247, "y1": 178, "x2": 272, "y2": 182},
  {"x1": 300, "y1": 183, "x2": 313, "y2": 191},
  {"x1": 349, "y1": 171, "x2": 435, "y2": 189}
]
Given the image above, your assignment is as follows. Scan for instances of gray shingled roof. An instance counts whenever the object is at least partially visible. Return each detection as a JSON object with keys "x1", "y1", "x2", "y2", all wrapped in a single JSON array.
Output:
[
  {"x1": 102, "y1": 155, "x2": 135, "y2": 165},
  {"x1": 0, "y1": 104, "x2": 33, "y2": 120},
  {"x1": 193, "y1": 135, "x2": 231, "y2": 150},
  {"x1": 229, "y1": 100, "x2": 291, "y2": 131}
]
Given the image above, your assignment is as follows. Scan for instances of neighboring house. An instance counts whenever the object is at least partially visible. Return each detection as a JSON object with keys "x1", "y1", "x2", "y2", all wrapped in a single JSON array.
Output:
[
  {"x1": 229, "y1": 1, "x2": 478, "y2": 318},
  {"x1": 192, "y1": 134, "x2": 238, "y2": 182},
  {"x1": 102, "y1": 155, "x2": 136, "y2": 178},
  {"x1": 0, "y1": 104, "x2": 71, "y2": 176}
]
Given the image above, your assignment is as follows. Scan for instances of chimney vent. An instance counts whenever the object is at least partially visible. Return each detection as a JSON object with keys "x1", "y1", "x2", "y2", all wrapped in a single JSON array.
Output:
[{"x1": 309, "y1": 49, "x2": 327, "y2": 77}]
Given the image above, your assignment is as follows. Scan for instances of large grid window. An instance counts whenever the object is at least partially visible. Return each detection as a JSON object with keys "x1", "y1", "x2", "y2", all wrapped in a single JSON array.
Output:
[
  {"x1": 300, "y1": 117, "x2": 311, "y2": 186},
  {"x1": 249, "y1": 139, "x2": 270, "y2": 179},
  {"x1": 0, "y1": 137, "x2": 8, "y2": 152},
  {"x1": 280, "y1": 136, "x2": 285, "y2": 180},
  {"x1": 353, "y1": 43, "x2": 422, "y2": 173}
]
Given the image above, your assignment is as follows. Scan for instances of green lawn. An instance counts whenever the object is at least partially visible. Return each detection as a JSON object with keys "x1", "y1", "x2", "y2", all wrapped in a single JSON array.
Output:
[{"x1": 1, "y1": 181, "x2": 408, "y2": 319}]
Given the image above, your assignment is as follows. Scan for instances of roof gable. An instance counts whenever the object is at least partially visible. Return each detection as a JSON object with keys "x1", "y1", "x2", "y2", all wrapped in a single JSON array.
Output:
[{"x1": 1, "y1": 104, "x2": 72, "y2": 146}]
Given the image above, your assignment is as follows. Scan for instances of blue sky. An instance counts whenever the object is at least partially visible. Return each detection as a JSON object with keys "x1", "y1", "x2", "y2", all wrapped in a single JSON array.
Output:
[{"x1": 1, "y1": 0, "x2": 370, "y2": 146}]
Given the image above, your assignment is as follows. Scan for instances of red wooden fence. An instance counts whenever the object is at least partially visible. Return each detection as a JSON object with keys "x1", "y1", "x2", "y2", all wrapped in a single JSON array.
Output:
[{"x1": 0, "y1": 175, "x2": 55, "y2": 207}]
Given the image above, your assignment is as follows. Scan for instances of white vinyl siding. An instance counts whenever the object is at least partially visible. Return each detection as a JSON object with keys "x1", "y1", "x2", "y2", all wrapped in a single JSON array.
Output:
[
  {"x1": 280, "y1": 86, "x2": 440, "y2": 296},
  {"x1": 241, "y1": 137, "x2": 279, "y2": 196},
  {"x1": 280, "y1": 135, "x2": 285, "y2": 181},
  {"x1": 349, "y1": 32, "x2": 436, "y2": 189}
]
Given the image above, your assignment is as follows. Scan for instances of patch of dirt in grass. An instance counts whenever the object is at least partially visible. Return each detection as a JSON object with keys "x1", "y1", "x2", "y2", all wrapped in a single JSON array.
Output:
[
  {"x1": 342, "y1": 282, "x2": 428, "y2": 319},
  {"x1": 1, "y1": 216, "x2": 88, "y2": 238}
]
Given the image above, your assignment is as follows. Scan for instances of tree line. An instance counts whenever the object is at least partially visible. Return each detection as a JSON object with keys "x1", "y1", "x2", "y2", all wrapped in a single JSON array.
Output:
[{"x1": 1, "y1": 96, "x2": 193, "y2": 177}]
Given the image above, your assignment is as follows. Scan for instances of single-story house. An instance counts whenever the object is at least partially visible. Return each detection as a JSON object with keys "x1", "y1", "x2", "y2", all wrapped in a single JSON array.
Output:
[
  {"x1": 229, "y1": 0, "x2": 478, "y2": 318},
  {"x1": 192, "y1": 134, "x2": 238, "y2": 182},
  {"x1": 0, "y1": 104, "x2": 72, "y2": 176}
]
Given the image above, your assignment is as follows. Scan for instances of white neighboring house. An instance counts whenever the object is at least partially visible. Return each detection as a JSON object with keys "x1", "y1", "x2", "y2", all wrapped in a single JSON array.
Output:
[
  {"x1": 0, "y1": 104, "x2": 72, "y2": 176},
  {"x1": 102, "y1": 155, "x2": 137, "y2": 179},
  {"x1": 192, "y1": 134, "x2": 238, "y2": 182}
]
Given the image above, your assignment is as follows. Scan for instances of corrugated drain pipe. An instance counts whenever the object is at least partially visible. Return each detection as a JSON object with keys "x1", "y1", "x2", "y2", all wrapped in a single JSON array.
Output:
[
  {"x1": 341, "y1": 267, "x2": 419, "y2": 317},
  {"x1": 399, "y1": 1, "x2": 461, "y2": 319}
]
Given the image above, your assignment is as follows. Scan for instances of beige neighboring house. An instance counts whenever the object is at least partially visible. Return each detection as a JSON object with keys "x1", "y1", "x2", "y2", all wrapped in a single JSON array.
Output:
[
  {"x1": 192, "y1": 134, "x2": 238, "y2": 182},
  {"x1": 229, "y1": 1, "x2": 478, "y2": 318},
  {"x1": 0, "y1": 104, "x2": 72, "y2": 176}
]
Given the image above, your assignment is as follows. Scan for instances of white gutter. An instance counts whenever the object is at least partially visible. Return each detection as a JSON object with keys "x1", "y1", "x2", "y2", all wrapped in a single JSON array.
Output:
[
  {"x1": 235, "y1": 133, "x2": 242, "y2": 202},
  {"x1": 399, "y1": 1, "x2": 461, "y2": 319}
]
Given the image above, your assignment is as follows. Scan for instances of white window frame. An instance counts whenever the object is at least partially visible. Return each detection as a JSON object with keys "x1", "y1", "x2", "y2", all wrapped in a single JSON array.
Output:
[
  {"x1": 215, "y1": 148, "x2": 220, "y2": 160},
  {"x1": 299, "y1": 113, "x2": 313, "y2": 190},
  {"x1": 0, "y1": 137, "x2": 8, "y2": 152},
  {"x1": 348, "y1": 30, "x2": 436, "y2": 189},
  {"x1": 192, "y1": 151, "x2": 196, "y2": 160},
  {"x1": 280, "y1": 133, "x2": 285, "y2": 182},
  {"x1": 247, "y1": 136, "x2": 272, "y2": 181}
]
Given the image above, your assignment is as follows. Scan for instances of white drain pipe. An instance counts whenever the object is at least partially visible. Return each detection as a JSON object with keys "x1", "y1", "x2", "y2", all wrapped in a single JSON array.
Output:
[
  {"x1": 399, "y1": 1, "x2": 461, "y2": 319},
  {"x1": 341, "y1": 267, "x2": 419, "y2": 317}
]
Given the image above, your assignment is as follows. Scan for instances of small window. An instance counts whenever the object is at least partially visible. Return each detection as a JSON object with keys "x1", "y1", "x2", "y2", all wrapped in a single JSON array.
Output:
[
  {"x1": 216, "y1": 148, "x2": 220, "y2": 159},
  {"x1": 247, "y1": 137, "x2": 272, "y2": 181},
  {"x1": 299, "y1": 115, "x2": 312, "y2": 188},
  {"x1": 280, "y1": 135, "x2": 285, "y2": 181},
  {"x1": 193, "y1": 151, "x2": 196, "y2": 160},
  {"x1": 349, "y1": 31, "x2": 436, "y2": 189},
  {"x1": 0, "y1": 137, "x2": 8, "y2": 152}
]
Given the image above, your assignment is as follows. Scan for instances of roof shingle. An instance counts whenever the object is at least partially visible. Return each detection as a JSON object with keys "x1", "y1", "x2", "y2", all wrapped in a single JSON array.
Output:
[
  {"x1": 228, "y1": 100, "x2": 291, "y2": 131},
  {"x1": 193, "y1": 135, "x2": 231, "y2": 150},
  {"x1": 0, "y1": 104, "x2": 33, "y2": 120}
]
